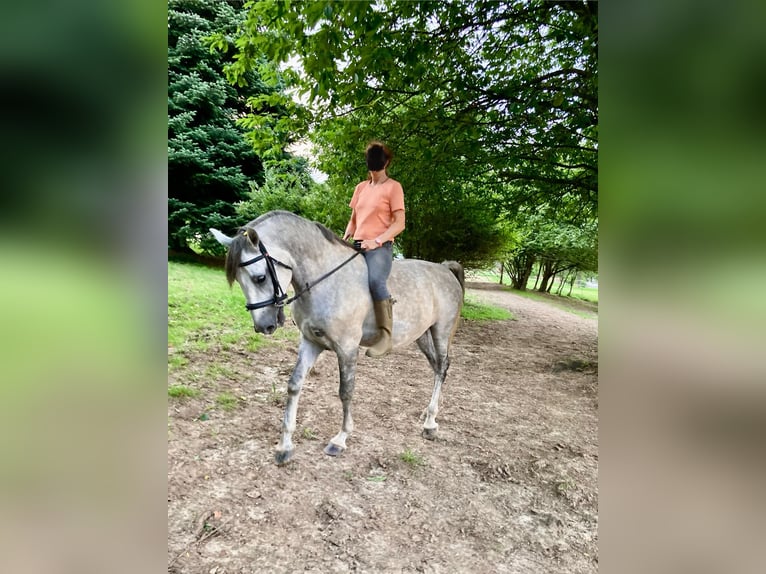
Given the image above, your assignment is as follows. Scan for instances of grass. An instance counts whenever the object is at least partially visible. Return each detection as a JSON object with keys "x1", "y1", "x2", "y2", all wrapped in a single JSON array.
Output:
[
  {"x1": 461, "y1": 295, "x2": 514, "y2": 321},
  {"x1": 511, "y1": 289, "x2": 597, "y2": 318},
  {"x1": 168, "y1": 354, "x2": 189, "y2": 371},
  {"x1": 205, "y1": 363, "x2": 237, "y2": 380},
  {"x1": 366, "y1": 474, "x2": 387, "y2": 482},
  {"x1": 168, "y1": 261, "x2": 260, "y2": 353},
  {"x1": 399, "y1": 448, "x2": 425, "y2": 468},
  {"x1": 563, "y1": 285, "x2": 598, "y2": 303},
  {"x1": 301, "y1": 427, "x2": 317, "y2": 440},
  {"x1": 267, "y1": 381, "x2": 285, "y2": 406},
  {"x1": 168, "y1": 385, "x2": 200, "y2": 398},
  {"x1": 215, "y1": 392, "x2": 239, "y2": 411},
  {"x1": 466, "y1": 267, "x2": 598, "y2": 304}
]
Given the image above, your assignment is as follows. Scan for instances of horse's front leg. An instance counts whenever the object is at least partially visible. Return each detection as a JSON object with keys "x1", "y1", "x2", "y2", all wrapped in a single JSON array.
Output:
[
  {"x1": 324, "y1": 346, "x2": 358, "y2": 457},
  {"x1": 275, "y1": 337, "x2": 323, "y2": 465}
]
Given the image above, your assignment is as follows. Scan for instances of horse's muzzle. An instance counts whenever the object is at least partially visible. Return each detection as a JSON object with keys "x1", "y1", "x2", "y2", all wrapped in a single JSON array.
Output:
[
  {"x1": 253, "y1": 307, "x2": 284, "y2": 335},
  {"x1": 257, "y1": 324, "x2": 277, "y2": 335}
]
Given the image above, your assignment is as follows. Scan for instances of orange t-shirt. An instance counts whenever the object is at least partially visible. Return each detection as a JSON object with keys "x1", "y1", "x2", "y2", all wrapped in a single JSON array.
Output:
[{"x1": 349, "y1": 178, "x2": 405, "y2": 240}]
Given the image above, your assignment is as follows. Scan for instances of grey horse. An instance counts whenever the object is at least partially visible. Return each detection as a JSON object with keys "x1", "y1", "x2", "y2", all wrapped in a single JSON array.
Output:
[{"x1": 211, "y1": 211, "x2": 464, "y2": 464}]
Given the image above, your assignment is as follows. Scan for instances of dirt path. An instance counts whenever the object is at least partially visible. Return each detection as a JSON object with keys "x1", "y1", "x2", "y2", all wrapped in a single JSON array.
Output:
[{"x1": 168, "y1": 283, "x2": 598, "y2": 573}]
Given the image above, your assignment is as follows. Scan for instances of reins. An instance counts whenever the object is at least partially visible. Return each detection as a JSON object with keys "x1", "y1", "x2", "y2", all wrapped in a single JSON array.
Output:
[{"x1": 239, "y1": 238, "x2": 361, "y2": 311}]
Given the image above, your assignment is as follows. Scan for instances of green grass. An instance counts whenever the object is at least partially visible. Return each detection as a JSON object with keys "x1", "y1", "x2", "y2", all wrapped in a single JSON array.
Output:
[
  {"x1": 168, "y1": 385, "x2": 200, "y2": 398},
  {"x1": 168, "y1": 354, "x2": 189, "y2": 371},
  {"x1": 523, "y1": 276, "x2": 598, "y2": 304},
  {"x1": 461, "y1": 295, "x2": 514, "y2": 321},
  {"x1": 215, "y1": 392, "x2": 239, "y2": 411},
  {"x1": 366, "y1": 474, "x2": 387, "y2": 482},
  {"x1": 466, "y1": 268, "x2": 598, "y2": 304},
  {"x1": 538, "y1": 282, "x2": 597, "y2": 303},
  {"x1": 205, "y1": 363, "x2": 237, "y2": 380},
  {"x1": 511, "y1": 289, "x2": 597, "y2": 318},
  {"x1": 399, "y1": 448, "x2": 425, "y2": 468},
  {"x1": 168, "y1": 261, "x2": 266, "y2": 354}
]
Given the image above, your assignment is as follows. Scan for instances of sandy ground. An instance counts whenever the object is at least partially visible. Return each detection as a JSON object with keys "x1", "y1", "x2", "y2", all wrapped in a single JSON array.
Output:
[{"x1": 168, "y1": 282, "x2": 598, "y2": 573}]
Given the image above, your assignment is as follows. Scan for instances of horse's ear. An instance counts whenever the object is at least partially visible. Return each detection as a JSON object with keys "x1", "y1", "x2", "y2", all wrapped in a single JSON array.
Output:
[
  {"x1": 210, "y1": 228, "x2": 233, "y2": 247},
  {"x1": 244, "y1": 227, "x2": 258, "y2": 245}
]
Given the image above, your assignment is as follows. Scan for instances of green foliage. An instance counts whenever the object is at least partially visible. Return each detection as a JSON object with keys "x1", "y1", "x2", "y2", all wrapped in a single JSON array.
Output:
[
  {"x1": 226, "y1": 0, "x2": 598, "y2": 262},
  {"x1": 169, "y1": 0, "x2": 279, "y2": 255},
  {"x1": 236, "y1": 156, "x2": 349, "y2": 232},
  {"x1": 503, "y1": 207, "x2": 597, "y2": 291}
]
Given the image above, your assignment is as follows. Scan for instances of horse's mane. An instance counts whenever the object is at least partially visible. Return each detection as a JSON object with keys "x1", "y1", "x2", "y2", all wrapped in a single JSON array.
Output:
[
  {"x1": 224, "y1": 211, "x2": 354, "y2": 284},
  {"x1": 314, "y1": 221, "x2": 355, "y2": 251},
  {"x1": 224, "y1": 226, "x2": 258, "y2": 286},
  {"x1": 255, "y1": 210, "x2": 354, "y2": 251}
]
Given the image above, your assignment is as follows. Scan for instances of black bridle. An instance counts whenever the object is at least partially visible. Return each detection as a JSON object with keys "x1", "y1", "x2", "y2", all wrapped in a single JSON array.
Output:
[
  {"x1": 239, "y1": 239, "x2": 361, "y2": 312},
  {"x1": 238, "y1": 240, "x2": 292, "y2": 311}
]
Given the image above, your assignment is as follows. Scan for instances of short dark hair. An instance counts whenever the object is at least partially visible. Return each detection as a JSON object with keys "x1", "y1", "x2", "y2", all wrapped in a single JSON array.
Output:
[{"x1": 365, "y1": 141, "x2": 392, "y2": 171}]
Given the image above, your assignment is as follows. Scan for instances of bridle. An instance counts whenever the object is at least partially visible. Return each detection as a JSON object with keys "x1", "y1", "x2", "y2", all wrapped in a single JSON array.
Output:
[
  {"x1": 238, "y1": 240, "x2": 292, "y2": 311},
  {"x1": 239, "y1": 238, "x2": 361, "y2": 312}
]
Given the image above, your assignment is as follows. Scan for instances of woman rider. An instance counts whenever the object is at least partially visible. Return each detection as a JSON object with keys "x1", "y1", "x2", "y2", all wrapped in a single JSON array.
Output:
[{"x1": 343, "y1": 141, "x2": 405, "y2": 358}]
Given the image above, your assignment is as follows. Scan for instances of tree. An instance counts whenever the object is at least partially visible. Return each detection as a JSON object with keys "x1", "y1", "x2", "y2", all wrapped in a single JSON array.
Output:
[
  {"x1": 168, "y1": 0, "x2": 272, "y2": 255},
  {"x1": 502, "y1": 210, "x2": 597, "y2": 292},
  {"x1": 236, "y1": 155, "x2": 349, "y2": 231},
  {"x1": 224, "y1": 0, "x2": 597, "y2": 258}
]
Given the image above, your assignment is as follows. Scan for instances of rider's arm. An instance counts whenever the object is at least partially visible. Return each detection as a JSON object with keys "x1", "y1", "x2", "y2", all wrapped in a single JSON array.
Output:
[
  {"x1": 375, "y1": 209, "x2": 405, "y2": 245},
  {"x1": 343, "y1": 211, "x2": 356, "y2": 241}
]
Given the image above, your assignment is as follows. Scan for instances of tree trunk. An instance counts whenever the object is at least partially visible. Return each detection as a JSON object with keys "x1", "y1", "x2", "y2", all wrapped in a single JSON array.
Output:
[
  {"x1": 508, "y1": 254, "x2": 534, "y2": 290},
  {"x1": 499, "y1": 262, "x2": 504, "y2": 285},
  {"x1": 567, "y1": 271, "x2": 577, "y2": 296},
  {"x1": 537, "y1": 261, "x2": 555, "y2": 293},
  {"x1": 533, "y1": 263, "x2": 542, "y2": 290}
]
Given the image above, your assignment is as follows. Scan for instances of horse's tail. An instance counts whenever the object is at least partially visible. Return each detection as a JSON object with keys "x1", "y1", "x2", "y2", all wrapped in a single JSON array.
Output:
[{"x1": 441, "y1": 260, "x2": 465, "y2": 298}]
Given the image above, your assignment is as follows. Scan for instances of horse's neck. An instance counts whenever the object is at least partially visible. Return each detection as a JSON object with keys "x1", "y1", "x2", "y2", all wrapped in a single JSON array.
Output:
[{"x1": 260, "y1": 222, "x2": 356, "y2": 287}]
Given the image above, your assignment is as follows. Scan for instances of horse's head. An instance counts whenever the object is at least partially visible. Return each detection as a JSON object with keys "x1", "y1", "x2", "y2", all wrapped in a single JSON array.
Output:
[{"x1": 211, "y1": 227, "x2": 293, "y2": 335}]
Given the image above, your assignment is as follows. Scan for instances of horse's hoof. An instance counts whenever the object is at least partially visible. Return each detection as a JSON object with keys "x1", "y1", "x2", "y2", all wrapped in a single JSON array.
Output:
[
  {"x1": 323, "y1": 443, "x2": 345, "y2": 457},
  {"x1": 274, "y1": 448, "x2": 294, "y2": 465},
  {"x1": 422, "y1": 427, "x2": 438, "y2": 441}
]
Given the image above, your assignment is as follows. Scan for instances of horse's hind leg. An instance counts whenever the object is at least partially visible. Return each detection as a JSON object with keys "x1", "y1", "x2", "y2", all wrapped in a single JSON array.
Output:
[
  {"x1": 416, "y1": 327, "x2": 451, "y2": 440},
  {"x1": 275, "y1": 337, "x2": 323, "y2": 465},
  {"x1": 324, "y1": 347, "x2": 358, "y2": 457}
]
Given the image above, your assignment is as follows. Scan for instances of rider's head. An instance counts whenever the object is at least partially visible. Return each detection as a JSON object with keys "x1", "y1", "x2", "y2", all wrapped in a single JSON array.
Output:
[{"x1": 365, "y1": 141, "x2": 392, "y2": 172}]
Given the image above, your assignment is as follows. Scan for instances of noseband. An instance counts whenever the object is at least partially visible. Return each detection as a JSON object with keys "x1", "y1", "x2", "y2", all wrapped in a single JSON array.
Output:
[{"x1": 239, "y1": 238, "x2": 361, "y2": 313}]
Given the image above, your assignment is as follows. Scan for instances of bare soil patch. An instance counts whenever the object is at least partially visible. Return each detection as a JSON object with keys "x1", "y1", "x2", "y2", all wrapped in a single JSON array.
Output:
[{"x1": 168, "y1": 282, "x2": 598, "y2": 573}]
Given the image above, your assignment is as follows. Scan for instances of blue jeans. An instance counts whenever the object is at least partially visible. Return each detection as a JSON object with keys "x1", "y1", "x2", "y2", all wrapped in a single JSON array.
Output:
[{"x1": 362, "y1": 242, "x2": 393, "y2": 301}]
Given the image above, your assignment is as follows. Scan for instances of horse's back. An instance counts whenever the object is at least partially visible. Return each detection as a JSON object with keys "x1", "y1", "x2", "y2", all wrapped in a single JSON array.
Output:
[
  {"x1": 390, "y1": 259, "x2": 462, "y2": 294},
  {"x1": 388, "y1": 259, "x2": 463, "y2": 321}
]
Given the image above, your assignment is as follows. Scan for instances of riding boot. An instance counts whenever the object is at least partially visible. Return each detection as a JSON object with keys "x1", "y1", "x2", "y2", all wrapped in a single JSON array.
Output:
[{"x1": 366, "y1": 298, "x2": 393, "y2": 358}]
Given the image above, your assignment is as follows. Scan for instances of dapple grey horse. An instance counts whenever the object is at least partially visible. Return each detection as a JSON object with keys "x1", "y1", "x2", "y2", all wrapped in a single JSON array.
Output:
[{"x1": 211, "y1": 211, "x2": 464, "y2": 464}]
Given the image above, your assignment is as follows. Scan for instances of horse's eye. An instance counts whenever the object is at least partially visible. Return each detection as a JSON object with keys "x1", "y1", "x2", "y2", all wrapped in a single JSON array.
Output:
[{"x1": 254, "y1": 274, "x2": 267, "y2": 284}]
